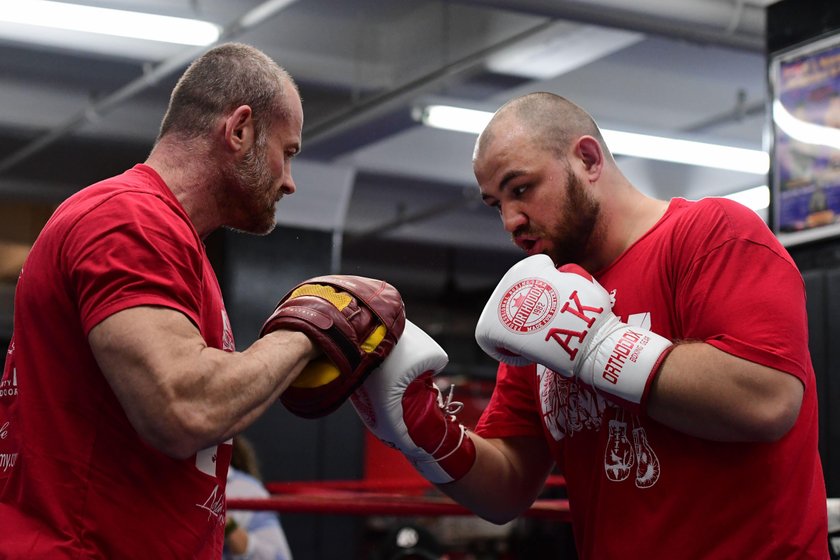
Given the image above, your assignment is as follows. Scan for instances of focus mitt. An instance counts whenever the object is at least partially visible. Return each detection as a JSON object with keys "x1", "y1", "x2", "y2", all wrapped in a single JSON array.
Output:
[{"x1": 261, "y1": 275, "x2": 406, "y2": 418}]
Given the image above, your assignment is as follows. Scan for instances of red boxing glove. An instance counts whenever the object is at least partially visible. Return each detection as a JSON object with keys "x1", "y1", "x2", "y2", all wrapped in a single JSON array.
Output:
[
  {"x1": 351, "y1": 320, "x2": 476, "y2": 484},
  {"x1": 261, "y1": 275, "x2": 405, "y2": 418}
]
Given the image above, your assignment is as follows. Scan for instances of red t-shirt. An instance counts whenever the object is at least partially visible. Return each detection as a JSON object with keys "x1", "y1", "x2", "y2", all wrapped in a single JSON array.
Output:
[
  {"x1": 476, "y1": 198, "x2": 828, "y2": 559},
  {"x1": 0, "y1": 164, "x2": 235, "y2": 559}
]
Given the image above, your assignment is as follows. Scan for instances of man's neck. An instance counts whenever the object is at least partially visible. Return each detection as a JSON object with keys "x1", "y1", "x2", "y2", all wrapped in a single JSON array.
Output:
[
  {"x1": 145, "y1": 143, "x2": 223, "y2": 239},
  {"x1": 595, "y1": 191, "x2": 669, "y2": 272}
]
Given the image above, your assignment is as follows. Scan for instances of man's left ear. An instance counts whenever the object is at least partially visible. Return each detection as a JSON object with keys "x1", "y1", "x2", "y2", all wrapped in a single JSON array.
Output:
[
  {"x1": 225, "y1": 105, "x2": 254, "y2": 153},
  {"x1": 575, "y1": 136, "x2": 604, "y2": 180}
]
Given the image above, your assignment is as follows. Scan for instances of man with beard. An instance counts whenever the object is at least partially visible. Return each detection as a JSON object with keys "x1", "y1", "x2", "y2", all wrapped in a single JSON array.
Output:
[
  {"x1": 0, "y1": 43, "x2": 404, "y2": 559},
  {"x1": 351, "y1": 92, "x2": 828, "y2": 558}
]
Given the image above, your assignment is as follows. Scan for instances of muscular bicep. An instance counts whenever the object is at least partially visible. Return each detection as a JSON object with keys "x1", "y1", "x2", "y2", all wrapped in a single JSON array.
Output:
[
  {"x1": 89, "y1": 306, "x2": 213, "y2": 454},
  {"x1": 90, "y1": 306, "x2": 205, "y2": 401},
  {"x1": 648, "y1": 342, "x2": 804, "y2": 442}
]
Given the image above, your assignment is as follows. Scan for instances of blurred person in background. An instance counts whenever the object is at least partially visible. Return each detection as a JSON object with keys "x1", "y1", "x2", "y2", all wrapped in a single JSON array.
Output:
[{"x1": 225, "y1": 436, "x2": 293, "y2": 560}]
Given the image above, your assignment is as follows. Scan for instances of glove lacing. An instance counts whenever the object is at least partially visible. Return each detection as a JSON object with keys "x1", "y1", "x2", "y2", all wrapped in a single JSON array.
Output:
[{"x1": 421, "y1": 384, "x2": 467, "y2": 464}]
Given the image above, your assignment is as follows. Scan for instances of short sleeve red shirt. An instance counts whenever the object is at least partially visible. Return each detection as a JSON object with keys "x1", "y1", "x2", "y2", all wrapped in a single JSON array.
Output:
[
  {"x1": 0, "y1": 164, "x2": 235, "y2": 559},
  {"x1": 476, "y1": 198, "x2": 828, "y2": 559}
]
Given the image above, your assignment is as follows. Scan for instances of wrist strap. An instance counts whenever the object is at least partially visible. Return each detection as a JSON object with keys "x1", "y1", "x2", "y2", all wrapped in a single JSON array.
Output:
[
  {"x1": 403, "y1": 376, "x2": 477, "y2": 484},
  {"x1": 585, "y1": 324, "x2": 673, "y2": 413}
]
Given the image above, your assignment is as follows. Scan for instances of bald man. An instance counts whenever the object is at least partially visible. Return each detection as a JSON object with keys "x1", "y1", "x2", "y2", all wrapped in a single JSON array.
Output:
[{"x1": 353, "y1": 93, "x2": 828, "y2": 559}]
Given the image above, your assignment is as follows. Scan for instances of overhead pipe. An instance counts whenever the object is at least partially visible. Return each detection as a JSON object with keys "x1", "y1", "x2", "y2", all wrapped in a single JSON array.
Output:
[
  {"x1": 448, "y1": 0, "x2": 766, "y2": 52},
  {"x1": 343, "y1": 188, "x2": 479, "y2": 247},
  {"x1": 0, "y1": 0, "x2": 298, "y2": 176},
  {"x1": 302, "y1": 17, "x2": 557, "y2": 145}
]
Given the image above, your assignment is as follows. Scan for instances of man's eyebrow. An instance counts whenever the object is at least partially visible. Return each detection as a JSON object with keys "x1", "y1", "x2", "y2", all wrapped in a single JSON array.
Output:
[
  {"x1": 498, "y1": 169, "x2": 526, "y2": 191},
  {"x1": 481, "y1": 169, "x2": 526, "y2": 205}
]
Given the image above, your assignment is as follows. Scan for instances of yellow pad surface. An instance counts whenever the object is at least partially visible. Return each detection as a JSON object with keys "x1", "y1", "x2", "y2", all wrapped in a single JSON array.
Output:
[
  {"x1": 290, "y1": 283, "x2": 386, "y2": 356},
  {"x1": 293, "y1": 357, "x2": 341, "y2": 388},
  {"x1": 361, "y1": 325, "x2": 387, "y2": 353},
  {"x1": 290, "y1": 284, "x2": 352, "y2": 311}
]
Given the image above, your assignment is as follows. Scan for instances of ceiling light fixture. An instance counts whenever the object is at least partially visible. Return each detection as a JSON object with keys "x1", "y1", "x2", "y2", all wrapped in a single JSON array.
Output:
[
  {"x1": 2, "y1": 1, "x2": 220, "y2": 46},
  {"x1": 418, "y1": 104, "x2": 769, "y2": 175}
]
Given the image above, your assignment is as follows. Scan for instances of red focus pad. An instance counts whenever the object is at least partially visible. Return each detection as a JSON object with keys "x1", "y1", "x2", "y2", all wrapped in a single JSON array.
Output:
[{"x1": 261, "y1": 275, "x2": 406, "y2": 418}]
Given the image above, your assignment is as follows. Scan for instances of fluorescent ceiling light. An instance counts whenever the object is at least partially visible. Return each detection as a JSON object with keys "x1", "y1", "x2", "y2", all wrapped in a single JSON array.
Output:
[
  {"x1": 2, "y1": 1, "x2": 220, "y2": 46},
  {"x1": 420, "y1": 105, "x2": 493, "y2": 135},
  {"x1": 723, "y1": 185, "x2": 769, "y2": 211},
  {"x1": 418, "y1": 104, "x2": 769, "y2": 175},
  {"x1": 772, "y1": 99, "x2": 840, "y2": 151},
  {"x1": 601, "y1": 130, "x2": 768, "y2": 175}
]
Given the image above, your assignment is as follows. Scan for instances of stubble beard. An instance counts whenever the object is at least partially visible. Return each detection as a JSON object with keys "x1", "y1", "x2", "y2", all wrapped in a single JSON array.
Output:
[{"x1": 224, "y1": 140, "x2": 277, "y2": 236}]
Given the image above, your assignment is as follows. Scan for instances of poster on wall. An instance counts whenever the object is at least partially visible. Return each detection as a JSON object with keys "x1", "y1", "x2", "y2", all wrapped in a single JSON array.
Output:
[{"x1": 770, "y1": 32, "x2": 840, "y2": 239}]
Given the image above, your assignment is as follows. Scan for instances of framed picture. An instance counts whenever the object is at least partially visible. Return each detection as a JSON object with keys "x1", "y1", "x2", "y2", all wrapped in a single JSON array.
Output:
[{"x1": 770, "y1": 31, "x2": 840, "y2": 245}]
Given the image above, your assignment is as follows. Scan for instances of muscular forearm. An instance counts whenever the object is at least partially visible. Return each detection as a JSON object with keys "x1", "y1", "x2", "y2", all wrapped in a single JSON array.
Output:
[
  {"x1": 91, "y1": 307, "x2": 318, "y2": 458},
  {"x1": 645, "y1": 342, "x2": 803, "y2": 442},
  {"x1": 436, "y1": 435, "x2": 554, "y2": 525},
  {"x1": 170, "y1": 330, "x2": 317, "y2": 450}
]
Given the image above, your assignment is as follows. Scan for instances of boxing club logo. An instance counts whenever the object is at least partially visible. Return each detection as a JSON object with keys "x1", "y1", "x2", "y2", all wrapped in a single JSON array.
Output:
[{"x1": 498, "y1": 278, "x2": 558, "y2": 333}]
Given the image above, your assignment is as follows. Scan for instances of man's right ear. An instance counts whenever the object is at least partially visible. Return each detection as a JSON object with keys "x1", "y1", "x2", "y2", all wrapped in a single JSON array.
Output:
[
  {"x1": 224, "y1": 105, "x2": 254, "y2": 153},
  {"x1": 575, "y1": 135, "x2": 604, "y2": 181}
]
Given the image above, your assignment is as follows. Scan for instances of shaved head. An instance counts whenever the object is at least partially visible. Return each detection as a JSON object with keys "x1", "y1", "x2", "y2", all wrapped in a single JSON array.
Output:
[
  {"x1": 474, "y1": 92, "x2": 610, "y2": 162},
  {"x1": 158, "y1": 42, "x2": 298, "y2": 144}
]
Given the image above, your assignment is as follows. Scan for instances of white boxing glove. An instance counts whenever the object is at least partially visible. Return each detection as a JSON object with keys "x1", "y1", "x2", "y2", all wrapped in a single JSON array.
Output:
[
  {"x1": 475, "y1": 254, "x2": 673, "y2": 413},
  {"x1": 350, "y1": 320, "x2": 476, "y2": 484}
]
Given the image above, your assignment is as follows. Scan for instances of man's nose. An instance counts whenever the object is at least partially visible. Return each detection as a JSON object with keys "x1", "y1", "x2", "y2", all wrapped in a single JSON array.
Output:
[
  {"x1": 281, "y1": 171, "x2": 296, "y2": 195},
  {"x1": 501, "y1": 203, "x2": 526, "y2": 233}
]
